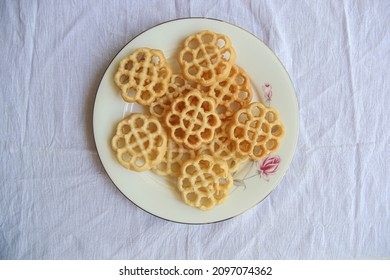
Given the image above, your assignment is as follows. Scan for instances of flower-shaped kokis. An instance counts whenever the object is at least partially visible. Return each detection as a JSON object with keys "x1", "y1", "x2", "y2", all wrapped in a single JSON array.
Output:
[
  {"x1": 229, "y1": 102, "x2": 284, "y2": 160},
  {"x1": 178, "y1": 30, "x2": 236, "y2": 86},
  {"x1": 178, "y1": 154, "x2": 233, "y2": 210},
  {"x1": 164, "y1": 90, "x2": 221, "y2": 150}
]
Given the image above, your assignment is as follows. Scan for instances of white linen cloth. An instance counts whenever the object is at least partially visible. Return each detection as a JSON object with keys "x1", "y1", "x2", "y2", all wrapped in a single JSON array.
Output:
[{"x1": 0, "y1": 0, "x2": 389, "y2": 259}]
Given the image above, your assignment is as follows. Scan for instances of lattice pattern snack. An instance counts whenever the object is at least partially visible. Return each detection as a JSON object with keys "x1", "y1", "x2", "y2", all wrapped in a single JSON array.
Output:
[
  {"x1": 152, "y1": 138, "x2": 197, "y2": 177},
  {"x1": 197, "y1": 121, "x2": 248, "y2": 172},
  {"x1": 208, "y1": 65, "x2": 253, "y2": 120},
  {"x1": 111, "y1": 113, "x2": 168, "y2": 171},
  {"x1": 114, "y1": 48, "x2": 172, "y2": 105},
  {"x1": 178, "y1": 30, "x2": 236, "y2": 86},
  {"x1": 165, "y1": 89, "x2": 221, "y2": 150},
  {"x1": 229, "y1": 102, "x2": 284, "y2": 160},
  {"x1": 110, "y1": 30, "x2": 285, "y2": 211},
  {"x1": 149, "y1": 74, "x2": 197, "y2": 120},
  {"x1": 177, "y1": 154, "x2": 233, "y2": 210}
]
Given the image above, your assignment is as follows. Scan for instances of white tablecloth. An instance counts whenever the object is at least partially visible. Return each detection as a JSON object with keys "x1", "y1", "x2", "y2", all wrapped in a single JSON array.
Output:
[{"x1": 1, "y1": 0, "x2": 389, "y2": 259}]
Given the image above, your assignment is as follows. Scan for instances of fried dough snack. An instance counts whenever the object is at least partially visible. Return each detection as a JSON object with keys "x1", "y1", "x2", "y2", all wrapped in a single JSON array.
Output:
[
  {"x1": 114, "y1": 48, "x2": 172, "y2": 105},
  {"x1": 229, "y1": 102, "x2": 284, "y2": 160},
  {"x1": 110, "y1": 30, "x2": 286, "y2": 211},
  {"x1": 152, "y1": 138, "x2": 197, "y2": 177},
  {"x1": 208, "y1": 64, "x2": 252, "y2": 120},
  {"x1": 197, "y1": 121, "x2": 248, "y2": 172},
  {"x1": 111, "y1": 113, "x2": 168, "y2": 171},
  {"x1": 177, "y1": 154, "x2": 233, "y2": 210},
  {"x1": 165, "y1": 89, "x2": 221, "y2": 150},
  {"x1": 149, "y1": 74, "x2": 198, "y2": 120},
  {"x1": 178, "y1": 30, "x2": 236, "y2": 86}
]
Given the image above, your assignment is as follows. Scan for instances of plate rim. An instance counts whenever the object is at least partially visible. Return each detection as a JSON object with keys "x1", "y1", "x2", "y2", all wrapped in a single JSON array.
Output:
[{"x1": 92, "y1": 17, "x2": 300, "y2": 225}]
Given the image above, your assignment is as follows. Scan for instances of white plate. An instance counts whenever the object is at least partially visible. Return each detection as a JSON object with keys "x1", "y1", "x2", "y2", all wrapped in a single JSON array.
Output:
[{"x1": 93, "y1": 18, "x2": 299, "y2": 224}]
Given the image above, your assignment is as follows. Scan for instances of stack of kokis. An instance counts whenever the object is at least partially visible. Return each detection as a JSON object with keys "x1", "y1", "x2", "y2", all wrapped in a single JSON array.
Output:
[{"x1": 111, "y1": 30, "x2": 284, "y2": 210}]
